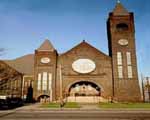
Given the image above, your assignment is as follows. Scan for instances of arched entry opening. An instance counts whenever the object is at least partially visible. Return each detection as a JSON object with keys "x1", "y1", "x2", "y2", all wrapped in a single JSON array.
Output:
[
  {"x1": 69, "y1": 81, "x2": 101, "y2": 96},
  {"x1": 37, "y1": 95, "x2": 50, "y2": 103},
  {"x1": 67, "y1": 81, "x2": 102, "y2": 103}
]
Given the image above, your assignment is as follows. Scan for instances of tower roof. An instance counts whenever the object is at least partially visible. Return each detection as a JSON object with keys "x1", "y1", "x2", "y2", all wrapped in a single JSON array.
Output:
[
  {"x1": 37, "y1": 39, "x2": 55, "y2": 51},
  {"x1": 112, "y1": 1, "x2": 129, "y2": 15}
]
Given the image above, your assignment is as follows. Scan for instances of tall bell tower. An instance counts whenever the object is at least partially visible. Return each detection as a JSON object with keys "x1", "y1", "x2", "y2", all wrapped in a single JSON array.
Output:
[
  {"x1": 107, "y1": 1, "x2": 141, "y2": 102},
  {"x1": 34, "y1": 39, "x2": 57, "y2": 101}
]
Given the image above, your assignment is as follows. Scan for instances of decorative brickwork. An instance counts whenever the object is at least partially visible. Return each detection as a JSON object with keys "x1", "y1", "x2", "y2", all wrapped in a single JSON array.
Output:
[{"x1": 0, "y1": 2, "x2": 141, "y2": 102}]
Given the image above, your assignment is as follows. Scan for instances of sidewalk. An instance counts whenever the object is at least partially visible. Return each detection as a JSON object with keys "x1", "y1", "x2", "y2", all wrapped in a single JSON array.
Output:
[
  {"x1": 15, "y1": 103, "x2": 150, "y2": 111},
  {"x1": 16, "y1": 103, "x2": 41, "y2": 111},
  {"x1": 0, "y1": 110, "x2": 15, "y2": 117},
  {"x1": 79, "y1": 103, "x2": 99, "y2": 110},
  {"x1": 16, "y1": 103, "x2": 101, "y2": 111}
]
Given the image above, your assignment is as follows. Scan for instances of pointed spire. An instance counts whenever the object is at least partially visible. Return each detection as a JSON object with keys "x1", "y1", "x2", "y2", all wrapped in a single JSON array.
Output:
[
  {"x1": 37, "y1": 39, "x2": 55, "y2": 51},
  {"x1": 113, "y1": 1, "x2": 129, "y2": 16},
  {"x1": 117, "y1": 0, "x2": 120, "y2": 3}
]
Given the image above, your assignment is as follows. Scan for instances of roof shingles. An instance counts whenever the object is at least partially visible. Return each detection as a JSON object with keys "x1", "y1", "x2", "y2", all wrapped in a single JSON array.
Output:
[
  {"x1": 37, "y1": 39, "x2": 55, "y2": 51},
  {"x1": 113, "y1": 2, "x2": 129, "y2": 16}
]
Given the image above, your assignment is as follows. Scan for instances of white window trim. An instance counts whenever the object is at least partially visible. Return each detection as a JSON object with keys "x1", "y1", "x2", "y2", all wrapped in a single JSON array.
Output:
[
  {"x1": 118, "y1": 66, "x2": 123, "y2": 79},
  {"x1": 49, "y1": 73, "x2": 52, "y2": 91},
  {"x1": 128, "y1": 66, "x2": 133, "y2": 78},
  {"x1": 117, "y1": 52, "x2": 123, "y2": 79},
  {"x1": 42, "y1": 72, "x2": 48, "y2": 91},
  {"x1": 37, "y1": 73, "x2": 41, "y2": 90},
  {"x1": 117, "y1": 52, "x2": 122, "y2": 65},
  {"x1": 127, "y1": 52, "x2": 131, "y2": 65}
]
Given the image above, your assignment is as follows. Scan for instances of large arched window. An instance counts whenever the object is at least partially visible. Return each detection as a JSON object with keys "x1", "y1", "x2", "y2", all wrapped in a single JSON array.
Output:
[
  {"x1": 69, "y1": 81, "x2": 101, "y2": 96},
  {"x1": 116, "y1": 23, "x2": 128, "y2": 31}
]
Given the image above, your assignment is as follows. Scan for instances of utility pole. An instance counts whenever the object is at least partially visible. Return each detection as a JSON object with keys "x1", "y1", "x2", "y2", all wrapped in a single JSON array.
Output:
[{"x1": 141, "y1": 75, "x2": 145, "y2": 102}]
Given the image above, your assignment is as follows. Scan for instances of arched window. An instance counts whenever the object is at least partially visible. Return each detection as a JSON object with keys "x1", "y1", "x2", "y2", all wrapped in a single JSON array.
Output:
[
  {"x1": 69, "y1": 81, "x2": 101, "y2": 96},
  {"x1": 116, "y1": 23, "x2": 128, "y2": 31}
]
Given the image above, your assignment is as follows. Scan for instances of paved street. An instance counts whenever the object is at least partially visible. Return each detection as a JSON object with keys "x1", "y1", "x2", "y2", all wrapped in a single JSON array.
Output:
[
  {"x1": 1, "y1": 110, "x2": 150, "y2": 120},
  {"x1": 0, "y1": 103, "x2": 150, "y2": 120}
]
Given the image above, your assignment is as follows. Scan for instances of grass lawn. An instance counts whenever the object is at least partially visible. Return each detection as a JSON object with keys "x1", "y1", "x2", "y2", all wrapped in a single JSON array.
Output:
[
  {"x1": 99, "y1": 103, "x2": 150, "y2": 109},
  {"x1": 63, "y1": 102, "x2": 80, "y2": 108},
  {"x1": 40, "y1": 102, "x2": 80, "y2": 108},
  {"x1": 41, "y1": 103, "x2": 60, "y2": 108}
]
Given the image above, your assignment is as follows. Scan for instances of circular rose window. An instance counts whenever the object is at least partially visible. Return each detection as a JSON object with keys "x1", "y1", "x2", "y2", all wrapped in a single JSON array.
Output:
[
  {"x1": 118, "y1": 39, "x2": 128, "y2": 46},
  {"x1": 41, "y1": 57, "x2": 50, "y2": 64},
  {"x1": 72, "y1": 59, "x2": 96, "y2": 74}
]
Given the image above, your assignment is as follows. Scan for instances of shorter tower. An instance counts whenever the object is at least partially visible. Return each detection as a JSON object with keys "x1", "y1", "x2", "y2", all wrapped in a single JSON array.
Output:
[
  {"x1": 107, "y1": 2, "x2": 141, "y2": 102},
  {"x1": 34, "y1": 39, "x2": 57, "y2": 101}
]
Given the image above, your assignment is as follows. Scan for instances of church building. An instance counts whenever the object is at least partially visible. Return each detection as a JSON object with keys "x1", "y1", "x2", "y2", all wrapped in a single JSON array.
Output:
[{"x1": 0, "y1": 2, "x2": 141, "y2": 102}]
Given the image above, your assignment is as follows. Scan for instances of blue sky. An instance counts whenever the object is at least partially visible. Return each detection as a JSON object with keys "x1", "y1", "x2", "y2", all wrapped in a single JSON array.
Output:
[{"x1": 0, "y1": 0, "x2": 150, "y2": 77}]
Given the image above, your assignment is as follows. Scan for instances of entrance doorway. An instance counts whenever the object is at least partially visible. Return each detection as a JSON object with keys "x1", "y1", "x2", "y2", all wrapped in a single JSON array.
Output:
[
  {"x1": 69, "y1": 81, "x2": 101, "y2": 96},
  {"x1": 67, "y1": 81, "x2": 101, "y2": 103},
  {"x1": 37, "y1": 95, "x2": 50, "y2": 103}
]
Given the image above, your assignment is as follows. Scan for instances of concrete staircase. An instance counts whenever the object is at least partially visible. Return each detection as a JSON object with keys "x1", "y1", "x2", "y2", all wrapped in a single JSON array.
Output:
[{"x1": 67, "y1": 96, "x2": 109, "y2": 103}]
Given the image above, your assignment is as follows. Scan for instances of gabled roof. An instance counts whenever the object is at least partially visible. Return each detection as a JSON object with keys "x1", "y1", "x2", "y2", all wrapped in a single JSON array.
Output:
[
  {"x1": 37, "y1": 39, "x2": 55, "y2": 51},
  {"x1": 61, "y1": 40, "x2": 110, "y2": 59},
  {"x1": 112, "y1": 1, "x2": 129, "y2": 16},
  {"x1": 4, "y1": 54, "x2": 34, "y2": 75}
]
